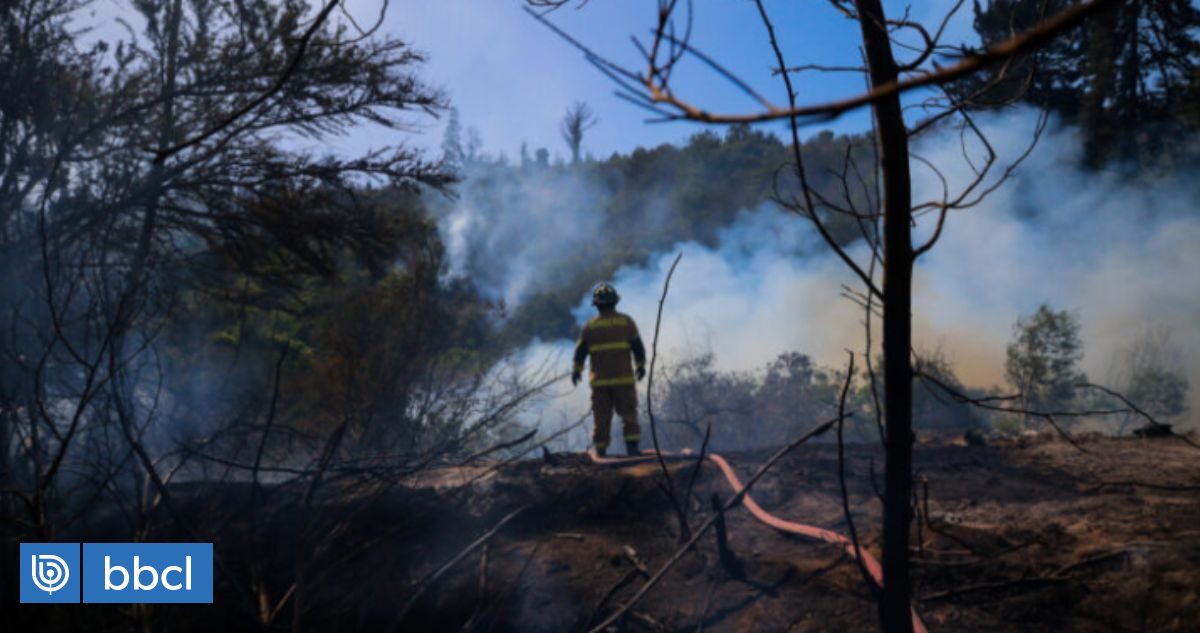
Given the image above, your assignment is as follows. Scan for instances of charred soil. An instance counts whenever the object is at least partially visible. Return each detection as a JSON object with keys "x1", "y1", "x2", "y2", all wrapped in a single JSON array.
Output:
[{"x1": 36, "y1": 436, "x2": 1200, "y2": 633}]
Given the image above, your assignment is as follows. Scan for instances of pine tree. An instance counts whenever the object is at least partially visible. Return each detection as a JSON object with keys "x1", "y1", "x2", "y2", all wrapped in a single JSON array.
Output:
[{"x1": 961, "y1": 0, "x2": 1200, "y2": 168}]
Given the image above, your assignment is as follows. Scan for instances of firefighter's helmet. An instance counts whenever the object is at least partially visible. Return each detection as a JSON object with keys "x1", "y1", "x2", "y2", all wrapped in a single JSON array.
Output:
[{"x1": 592, "y1": 282, "x2": 620, "y2": 307}]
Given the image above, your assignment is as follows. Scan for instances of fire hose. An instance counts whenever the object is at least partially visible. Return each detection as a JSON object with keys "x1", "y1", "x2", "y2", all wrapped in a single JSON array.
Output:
[{"x1": 588, "y1": 448, "x2": 928, "y2": 633}]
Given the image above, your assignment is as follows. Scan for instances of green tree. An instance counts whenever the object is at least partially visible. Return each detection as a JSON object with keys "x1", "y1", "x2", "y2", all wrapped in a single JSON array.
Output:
[
  {"x1": 1128, "y1": 368, "x2": 1189, "y2": 420},
  {"x1": 1005, "y1": 304, "x2": 1087, "y2": 415},
  {"x1": 963, "y1": 0, "x2": 1200, "y2": 168},
  {"x1": 1107, "y1": 327, "x2": 1190, "y2": 430},
  {"x1": 0, "y1": 0, "x2": 453, "y2": 538}
]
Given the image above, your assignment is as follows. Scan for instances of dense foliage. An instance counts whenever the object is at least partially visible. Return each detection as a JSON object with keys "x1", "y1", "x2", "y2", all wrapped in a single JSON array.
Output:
[
  {"x1": 0, "y1": 0, "x2": 497, "y2": 542},
  {"x1": 1005, "y1": 304, "x2": 1088, "y2": 414},
  {"x1": 961, "y1": 0, "x2": 1200, "y2": 169},
  {"x1": 433, "y1": 124, "x2": 876, "y2": 344}
]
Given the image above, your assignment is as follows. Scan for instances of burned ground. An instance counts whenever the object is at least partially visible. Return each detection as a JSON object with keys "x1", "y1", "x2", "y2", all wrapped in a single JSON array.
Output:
[
  {"x1": 37, "y1": 436, "x2": 1200, "y2": 633},
  {"x1": 383, "y1": 436, "x2": 1200, "y2": 632}
]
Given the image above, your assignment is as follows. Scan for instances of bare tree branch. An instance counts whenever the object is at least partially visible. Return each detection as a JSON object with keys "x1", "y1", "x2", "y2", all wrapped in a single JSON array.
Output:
[
  {"x1": 586, "y1": 413, "x2": 842, "y2": 633},
  {"x1": 390, "y1": 504, "x2": 531, "y2": 631},
  {"x1": 646, "y1": 252, "x2": 690, "y2": 542},
  {"x1": 836, "y1": 351, "x2": 879, "y2": 596}
]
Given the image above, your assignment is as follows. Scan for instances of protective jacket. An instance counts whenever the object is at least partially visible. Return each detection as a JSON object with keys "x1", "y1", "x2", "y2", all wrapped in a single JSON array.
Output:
[{"x1": 572, "y1": 311, "x2": 647, "y2": 387}]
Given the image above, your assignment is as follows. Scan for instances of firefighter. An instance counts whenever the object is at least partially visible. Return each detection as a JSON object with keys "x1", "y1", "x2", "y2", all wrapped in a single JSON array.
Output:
[{"x1": 572, "y1": 282, "x2": 647, "y2": 457}]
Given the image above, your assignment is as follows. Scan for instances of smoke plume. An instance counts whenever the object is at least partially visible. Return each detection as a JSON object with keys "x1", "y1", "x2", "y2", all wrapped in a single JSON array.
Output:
[{"x1": 451, "y1": 108, "x2": 1200, "y2": 436}]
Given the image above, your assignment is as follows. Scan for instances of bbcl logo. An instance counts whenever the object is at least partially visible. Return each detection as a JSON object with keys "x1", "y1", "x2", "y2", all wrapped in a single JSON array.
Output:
[
  {"x1": 33, "y1": 554, "x2": 71, "y2": 594},
  {"x1": 84, "y1": 543, "x2": 213, "y2": 603},
  {"x1": 19, "y1": 543, "x2": 213, "y2": 604},
  {"x1": 103, "y1": 554, "x2": 194, "y2": 592},
  {"x1": 20, "y1": 543, "x2": 80, "y2": 603}
]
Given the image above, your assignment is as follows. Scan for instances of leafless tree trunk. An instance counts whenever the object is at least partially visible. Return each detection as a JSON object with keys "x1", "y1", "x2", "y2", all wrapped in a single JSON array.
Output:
[
  {"x1": 560, "y1": 100, "x2": 597, "y2": 163},
  {"x1": 852, "y1": 1, "x2": 914, "y2": 629}
]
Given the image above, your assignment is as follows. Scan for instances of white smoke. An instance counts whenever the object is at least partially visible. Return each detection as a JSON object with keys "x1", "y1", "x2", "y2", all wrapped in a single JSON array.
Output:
[
  {"x1": 436, "y1": 163, "x2": 609, "y2": 307},
  {"x1": 909, "y1": 108, "x2": 1200, "y2": 415},
  {"x1": 473, "y1": 107, "x2": 1200, "y2": 436},
  {"x1": 577, "y1": 208, "x2": 861, "y2": 373}
]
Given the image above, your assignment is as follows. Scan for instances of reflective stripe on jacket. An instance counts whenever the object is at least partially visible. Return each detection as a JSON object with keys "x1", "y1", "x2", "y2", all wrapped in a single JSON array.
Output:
[{"x1": 572, "y1": 311, "x2": 646, "y2": 387}]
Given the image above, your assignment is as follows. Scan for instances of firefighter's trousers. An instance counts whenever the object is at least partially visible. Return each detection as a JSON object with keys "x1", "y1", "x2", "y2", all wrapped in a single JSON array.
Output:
[{"x1": 591, "y1": 385, "x2": 640, "y2": 451}]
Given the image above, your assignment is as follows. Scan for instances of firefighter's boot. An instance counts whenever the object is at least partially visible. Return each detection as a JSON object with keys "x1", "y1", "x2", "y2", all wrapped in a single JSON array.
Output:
[
  {"x1": 625, "y1": 440, "x2": 640, "y2": 457},
  {"x1": 595, "y1": 445, "x2": 607, "y2": 458}
]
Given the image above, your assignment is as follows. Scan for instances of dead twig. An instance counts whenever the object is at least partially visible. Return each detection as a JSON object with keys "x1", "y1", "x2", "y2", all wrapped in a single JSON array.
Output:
[
  {"x1": 1049, "y1": 549, "x2": 1127, "y2": 577},
  {"x1": 588, "y1": 569, "x2": 638, "y2": 628},
  {"x1": 835, "y1": 351, "x2": 878, "y2": 594},
  {"x1": 629, "y1": 610, "x2": 669, "y2": 632},
  {"x1": 460, "y1": 411, "x2": 590, "y2": 487},
  {"x1": 910, "y1": 540, "x2": 1037, "y2": 566},
  {"x1": 920, "y1": 548, "x2": 1130, "y2": 602},
  {"x1": 458, "y1": 428, "x2": 538, "y2": 466},
  {"x1": 623, "y1": 545, "x2": 650, "y2": 576},
  {"x1": 586, "y1": 553, "x2": 645, "y2": 632},
  {"x1": 914, "y1": 367, "x2": 1133, "y2": 454},
  {"x1": 576, "y1": 0, "x2": 1115, "y2": 124},
  {"x1": 459, "y1": 543, "x2": 491, "y2": 632},
  {"x1": 646, "y1": 252, "x2": 690, "y2": 542},
  {"x1": 391, "y1": 504, "x2": 530, "y2": 631},
  {"x1": 1077, "y1": 382, "x2": 1200, "y2": 450},
  {"x1": 1085, "y1": 480, "x2": 1200, "y2": 493},
  {"x1": 710, "y1": 494, "x2": 743, "y2": 577},
  {"x1": 681, "y1": 421, "x2": 713, "y2": 522},
  {"x1": 477, "y1": 538, "x2": 546, "y2": 630},
  {"x1": 586, "y1": 413, "x2": 843, "y2": 633},
  {"x1": 869, "y1": 456, "x2": 884, "y2": 502},
  {"x1": 478, "y1": 543, "x2": 489, "y2": 600},
  {"x1": 694, "y1": 578, "x2": 719, "y2": 633},
  {"x1": 920, "y1": 575, "x2": 1070, "y2": 602}
]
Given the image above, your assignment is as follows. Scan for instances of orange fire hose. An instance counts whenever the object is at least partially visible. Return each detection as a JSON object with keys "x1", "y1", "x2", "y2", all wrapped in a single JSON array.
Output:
[{"x1": 589, "y1": 449, "x2": 928, "y2": 633}]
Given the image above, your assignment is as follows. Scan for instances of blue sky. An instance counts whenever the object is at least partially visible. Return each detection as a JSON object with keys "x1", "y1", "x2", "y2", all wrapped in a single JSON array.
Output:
[
  {"x1": 338, "y1": 0, "x2": 979, "y2": 160},
  {"x1": 81, "y1": 1, "x2": 979, "y2": 160}
]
